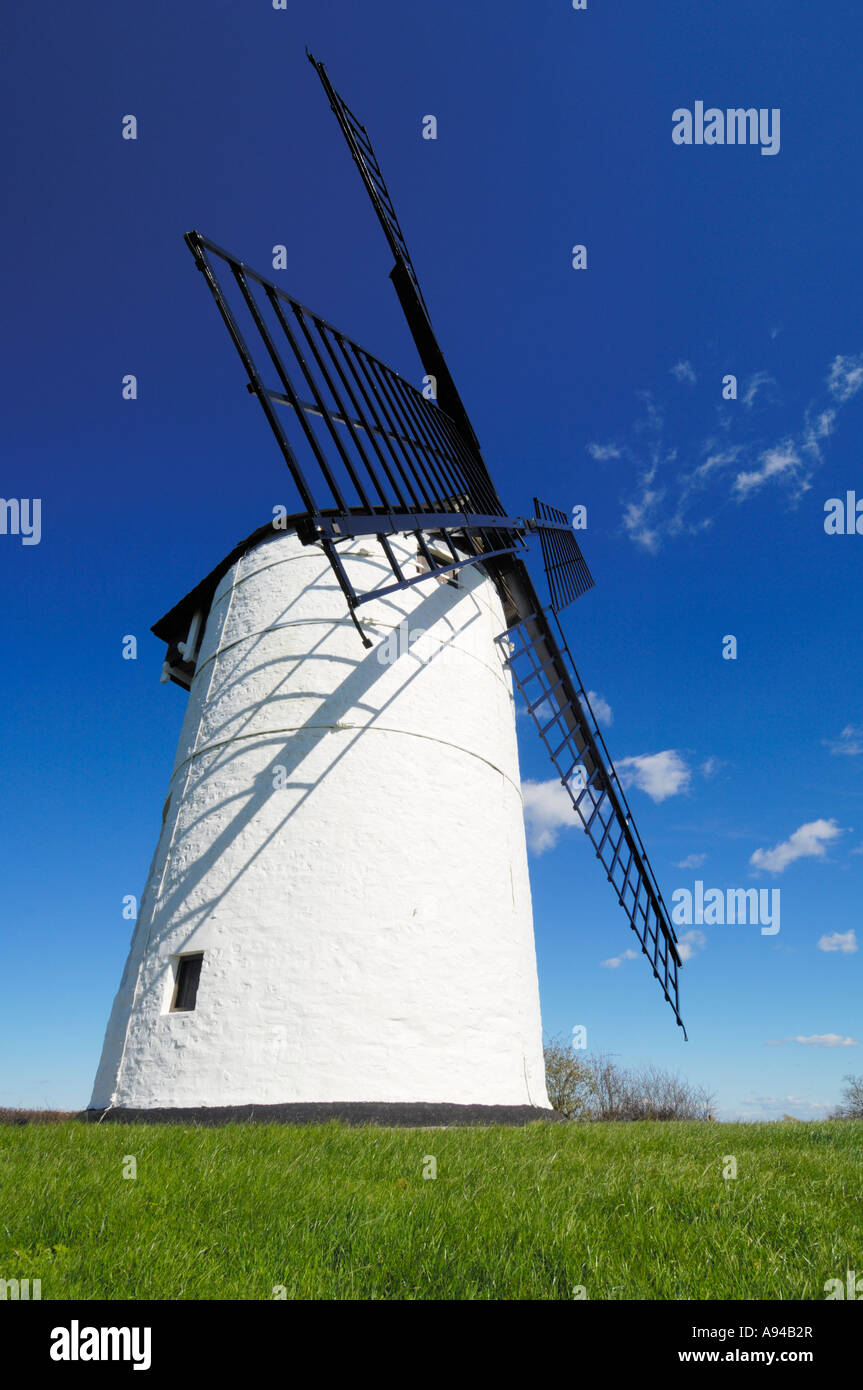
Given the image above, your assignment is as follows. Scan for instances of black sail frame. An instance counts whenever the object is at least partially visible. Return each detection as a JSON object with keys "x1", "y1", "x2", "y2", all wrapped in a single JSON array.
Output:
[
  {"x1": 307, "y1": 49, "x2": 430, "y2": 320},
  {"x1": 185, "y1": 230, "x2": 528, "y2": 643},
  {"x1": 308, "y1": 49, "x2": 491, "y2": 467},
  {"x1": 496, "y1": 564, "x2": 686, "y2": 1037},
  {"x1": 533, "y1": 498, "x2": 594, "y2": 610}
]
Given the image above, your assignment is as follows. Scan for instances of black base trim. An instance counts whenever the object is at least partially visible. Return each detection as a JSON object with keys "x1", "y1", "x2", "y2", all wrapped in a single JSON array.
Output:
[{"x1": 80, "y1": 1101, "x2": 565, "y2": 1128}]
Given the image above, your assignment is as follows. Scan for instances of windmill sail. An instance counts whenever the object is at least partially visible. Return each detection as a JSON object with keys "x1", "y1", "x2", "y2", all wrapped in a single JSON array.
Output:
[
  {"x1": 179, "y1": 61, "x2": 686, "y2": 1036},
  {"x1": 307, "y1": 50, "x2": 430, "y2": 319},
  {"x1": 308, "y1": 50, "x2": 489, "y2": 465},
  {"x1": 185, "y1": 230, "x2": 527, "y2": 644},
  {"x1": 495, "y1": 562, "x2": 686, "y2": 1036},
  {"x1": 532, "y1": 499, "x2": 594, "y2": 612}
]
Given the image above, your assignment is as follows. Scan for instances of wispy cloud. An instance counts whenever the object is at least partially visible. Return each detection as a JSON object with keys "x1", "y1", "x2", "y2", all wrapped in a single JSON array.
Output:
[
  {"x1": 606, "y1": 352, "x2": 863, "y2": 550},
  {"x1": 750, "y1": 818, "x2": 843, "y2": 875},
  {"x1": 616, "y1": 750, "x2": 691, "y2": 803},
  {"x1": 601, "y1": 947, "x2": 639, "y2": 969},
  {"x1": 742, "y1": 371, "x2": 776, "y2": 408},
  {"x1": 671, "y1": 360, "x2": 696, "y2": 385},
  {"x1": 828, "y1": 353, "x2": 863, "y2": 402},
  {"x1": 675, "y1": 852, "x2": 706, "y2": 870},
  {"x1": 733, "y1": 440, "x2": 805, "y2": 499},
  {"x1": 766, "y1": 1034, "x2": 859, "y2": 1048},
  {"x1": 818, "y1": 929, "x2": 858, "y2": 955},
  {"x1": 802, "y1": 406, "x2": 837, "y2": 461},
  {"x1": 825, "y1": 724, "x2": 863, "y2": 757},
  {"x1": 621, "y1": 462, "x2": 667, "y2": 554}
]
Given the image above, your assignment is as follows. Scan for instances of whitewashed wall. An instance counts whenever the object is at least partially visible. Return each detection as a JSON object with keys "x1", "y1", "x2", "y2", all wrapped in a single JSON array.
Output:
[{"x1": 90, "y1": 529, "x2": 550, "y2": 1110}]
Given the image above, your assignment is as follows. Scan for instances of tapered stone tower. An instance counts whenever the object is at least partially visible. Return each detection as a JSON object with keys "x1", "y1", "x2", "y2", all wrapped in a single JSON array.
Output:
[{"x1": 88, "y1": 524, "x2": 552, "y2": 1117}]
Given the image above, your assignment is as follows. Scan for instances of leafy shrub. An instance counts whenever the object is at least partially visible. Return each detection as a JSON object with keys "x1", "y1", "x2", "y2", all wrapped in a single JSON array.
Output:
[{"x1": 543, "y1": 1041, "x2": 714, "y2": 1121}]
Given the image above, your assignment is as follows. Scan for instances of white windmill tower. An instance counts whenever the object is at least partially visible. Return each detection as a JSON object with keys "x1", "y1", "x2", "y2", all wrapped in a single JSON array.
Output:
[{"x1": 88, "y1": 57, "x2": 685, "y2": 1123}]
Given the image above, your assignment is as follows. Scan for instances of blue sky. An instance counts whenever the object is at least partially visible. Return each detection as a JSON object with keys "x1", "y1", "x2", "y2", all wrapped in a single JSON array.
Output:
[{"x1": 2, "y1": 0, "x2": 862, "y2": 1118}]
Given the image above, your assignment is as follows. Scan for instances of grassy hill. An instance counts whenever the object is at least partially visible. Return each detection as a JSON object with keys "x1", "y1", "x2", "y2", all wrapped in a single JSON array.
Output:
[{"x1": 1, "y1": 1118, "x2": 861, "y2": 1299}]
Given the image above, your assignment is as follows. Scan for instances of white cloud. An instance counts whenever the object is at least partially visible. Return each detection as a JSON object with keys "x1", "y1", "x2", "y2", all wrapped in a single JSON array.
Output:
[
  {"x1": 521, "y1": 779, "x2": 574, "y2": 853},
  {"x1": 587, "y1": 442, "x2": 621, "y2": 461},
  {"x1": 634, "y1": 389, "x2": 664, "y2": 434},
  {"x1": 676, "y1": 929, "x2": 706, "y2": 962},
  {"x1": 827, "y1": 353, "x2": 863, "y2": 403},
  {"x1": 675, "y1": 852, "x2": 706, "y2": 869},
  {"x1": 802, "y1": 406, "x2": 837, "y2": 461},
  {"x1": 621, "y1": 465, "x2": 665, "y2": 554},
  {"x1": 601, "y1": 948, "x2": 639, "y2": 969},
  {"x1": 690, "y1": 446, "x2": 744, "y2": 484},
  {"x1": 699, "y1": 757, "x2": 721, "y2": 779},
  {"x1": 586, "y1": 690, "x2": 612, "y2": 726},
  {"x1": 742, "y1": 371, "x2": 775, "y2": 408},
  {"x1": 825, "y1": 724, "x2": 863, "y2": 757},
  {"x1": 615, "y1": 350, "x2": 862, "y2": 553},
  {"x1": 818, "y1": 930, "x2": 858, "y2": 955},
  {"x1": 616, "y1": 750, "x2": 691, "y2": 803},
  {"x1": 671, "y1": 360, "x2": 696, "y2": 384},
  {"x1": 766, "y1": 1034, "x2": 860, "y2": 1048},
  {"x1": 750, "y1": 818, "x2": 843, "y2": 875},
  {"x1": 733, "y1": 441, "x2": 802, "y2": 499}
]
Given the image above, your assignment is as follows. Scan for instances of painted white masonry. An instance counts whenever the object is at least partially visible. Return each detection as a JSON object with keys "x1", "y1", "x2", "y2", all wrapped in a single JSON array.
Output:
[{"x1": 90, "y1": 528, "x2": 551, "y2": 1109}]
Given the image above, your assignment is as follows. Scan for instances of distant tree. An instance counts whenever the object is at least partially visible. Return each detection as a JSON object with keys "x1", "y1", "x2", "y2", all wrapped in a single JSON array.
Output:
[
  {"x1": 830, "y1": 1075, "x2": 863, "y2": 1120},
  {"x1": 543, "y1": 1037, "x2": 596, "y2": 1119}
]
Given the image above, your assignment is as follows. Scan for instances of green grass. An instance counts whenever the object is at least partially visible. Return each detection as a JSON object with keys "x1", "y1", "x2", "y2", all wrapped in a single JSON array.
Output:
[{"x1": 1, "y1": 1119, "x2": 861, "y2": 1299}]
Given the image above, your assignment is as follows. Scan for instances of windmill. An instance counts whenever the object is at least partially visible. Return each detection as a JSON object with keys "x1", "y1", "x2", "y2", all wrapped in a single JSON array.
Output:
[{"x1": 87, "y1": 54, "x2": 685, "y2": 1124}]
